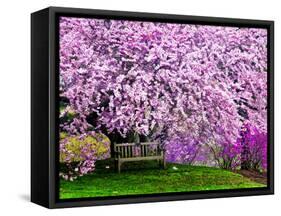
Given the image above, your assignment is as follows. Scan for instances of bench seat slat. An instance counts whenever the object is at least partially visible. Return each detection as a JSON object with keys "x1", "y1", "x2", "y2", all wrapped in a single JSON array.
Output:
[
  {"x1": 119, "y1": 156, "x2": 163, "y2": 162},
  {"x1": 115, "y1": 142, "x2": 158, "y2": 147}
]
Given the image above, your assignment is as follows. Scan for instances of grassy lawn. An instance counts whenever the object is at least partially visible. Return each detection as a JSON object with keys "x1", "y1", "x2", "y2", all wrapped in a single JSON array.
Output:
[{"x1": 60, "y1": 159, "x2": 266, "y2": 199}]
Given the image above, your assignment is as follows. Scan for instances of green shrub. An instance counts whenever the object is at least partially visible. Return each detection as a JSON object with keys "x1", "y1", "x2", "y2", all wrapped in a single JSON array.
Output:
[{"x1": 60, "y1": 132, "x2": 111, "y2": 163}]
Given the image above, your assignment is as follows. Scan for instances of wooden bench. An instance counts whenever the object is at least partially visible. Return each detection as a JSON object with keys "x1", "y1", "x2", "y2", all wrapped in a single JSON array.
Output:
[{"x1": 114, "y1": 142, "x2": 166, "y2": 173}]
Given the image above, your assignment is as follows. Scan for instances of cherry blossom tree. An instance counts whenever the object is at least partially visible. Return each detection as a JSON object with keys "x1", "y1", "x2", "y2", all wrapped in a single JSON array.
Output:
[{"x1": 59, "y1": 17, "x2": 268, "y2": 171}]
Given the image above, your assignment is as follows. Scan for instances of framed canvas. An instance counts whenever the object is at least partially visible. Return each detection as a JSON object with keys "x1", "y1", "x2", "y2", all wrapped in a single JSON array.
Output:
[{"x1": 31, "y1": 6, "x2": 274, "y2": 208}]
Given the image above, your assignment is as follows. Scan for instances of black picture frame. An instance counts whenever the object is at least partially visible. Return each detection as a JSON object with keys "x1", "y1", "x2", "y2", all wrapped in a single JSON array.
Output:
[{"x1": 31, "y1": 6, "x2": 274, "y2": 209}]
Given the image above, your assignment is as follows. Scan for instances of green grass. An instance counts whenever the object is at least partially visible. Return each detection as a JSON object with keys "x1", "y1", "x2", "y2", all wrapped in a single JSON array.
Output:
[{"x1": 60, "y1": 159, "x2": 266, "y2": 199}]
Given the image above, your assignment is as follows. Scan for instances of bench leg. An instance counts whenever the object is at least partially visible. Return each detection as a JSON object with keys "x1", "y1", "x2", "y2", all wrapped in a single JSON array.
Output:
[
  {"x1": 118, "y1": 160, "x2": 121, "y2": 173},
  {"x1": 163, "y1": 159, "x2": 166, "y2": 169},
  {"x1": 114, "y1": 159, "x2": 116, "y2": 170}
]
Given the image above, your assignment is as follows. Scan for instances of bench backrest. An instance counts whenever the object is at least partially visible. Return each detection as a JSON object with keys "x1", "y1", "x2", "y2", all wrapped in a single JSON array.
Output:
[{"x1": 114, "y1": 142, "x2": 162, "y2": 158}]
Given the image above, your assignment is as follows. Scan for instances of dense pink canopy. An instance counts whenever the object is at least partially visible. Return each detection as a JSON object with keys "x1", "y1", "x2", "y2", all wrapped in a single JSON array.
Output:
[{"x1": 59, "y1": 17, "x2": 268, "y2": 173}]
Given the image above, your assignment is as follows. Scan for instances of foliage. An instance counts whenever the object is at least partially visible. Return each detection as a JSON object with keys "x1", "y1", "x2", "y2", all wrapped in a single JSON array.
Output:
[
  {"x1": 238, "y1": 123, "x2": 267, "y2": 171},
  {"x1": 165, "y1": 136, "x2": 203, "y2": 165},
  {"x1": 165, "y1": 133, "x2": 242, "y2": 169},
  {"x1": 165, "y1": 123, "x2": 267, "y2": 171},
  {"x1": 59, "y1": 132, "x2": 110, "y2": 180},
  {"x1": 207, "y1": 139, "x2": 242, "y2": 170}
]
